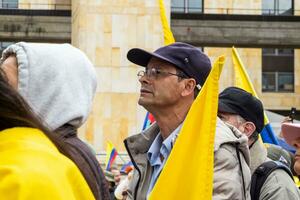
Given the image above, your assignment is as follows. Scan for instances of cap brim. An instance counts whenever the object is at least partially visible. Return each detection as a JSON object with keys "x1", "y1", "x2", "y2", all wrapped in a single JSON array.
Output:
[
  {"x1": 218, "y1": 101, "x2": 238, "y2": 114},
  {"x1": 282, "y1": 123, "x2": 300, "y2": 146},
  {"x1": 127, "y1": 48, "x2": 177, "y2": 68}
]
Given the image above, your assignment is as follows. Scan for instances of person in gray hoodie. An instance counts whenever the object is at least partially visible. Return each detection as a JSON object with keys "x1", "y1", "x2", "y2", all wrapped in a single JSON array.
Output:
[
  {"x1": 218, "y1": 87, "x2": 300, "y2": 200},
  {"x1": 0, "y1": 42, "x2": 110, "y2": 200}
]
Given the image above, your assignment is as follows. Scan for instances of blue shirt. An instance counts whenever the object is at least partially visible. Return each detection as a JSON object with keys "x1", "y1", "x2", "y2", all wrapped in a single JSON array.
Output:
[{"x1": 146, "y1": 124, "x2": 183, "y2": 197}]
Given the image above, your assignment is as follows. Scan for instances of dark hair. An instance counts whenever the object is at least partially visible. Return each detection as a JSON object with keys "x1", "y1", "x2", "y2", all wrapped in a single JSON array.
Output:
[{"x1": 0, "y1": 68, "x2": 67, "y2": 154}]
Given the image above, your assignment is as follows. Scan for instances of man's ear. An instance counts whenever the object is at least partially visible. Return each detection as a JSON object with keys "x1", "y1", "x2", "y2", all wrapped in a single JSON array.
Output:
[
  {"x1": 243, "y1": 122, "x2": 256, "y2": 138},
  {"x1": 181, "y1": 78, "x2": 196, "y2": 97}
]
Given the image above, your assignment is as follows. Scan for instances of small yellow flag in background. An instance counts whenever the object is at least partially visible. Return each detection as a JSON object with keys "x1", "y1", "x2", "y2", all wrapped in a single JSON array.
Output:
[{"x1": 148, "y1": 56, "x2": 225, "y2": 200}]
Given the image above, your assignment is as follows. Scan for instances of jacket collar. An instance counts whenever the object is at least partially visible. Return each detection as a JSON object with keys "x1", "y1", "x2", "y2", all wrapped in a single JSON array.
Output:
[
  {"x1": 125, "y1": 123, "x2": 160, "y2": 155},
  {"x1": 249, "y1": 139, "x2": 269, "y2": 174},
  {"x1": 216, "y1": 118, "x2": 251, "y2": 166}
]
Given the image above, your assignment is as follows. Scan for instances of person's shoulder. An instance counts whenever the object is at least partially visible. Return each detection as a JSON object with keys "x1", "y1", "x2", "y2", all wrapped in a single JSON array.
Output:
[
  {"x1": 264, "y1": 169, "x2": 295, "y2": 186},
  {"x1": 261, "y1": 169, "x2": 300, "y2": 198}
]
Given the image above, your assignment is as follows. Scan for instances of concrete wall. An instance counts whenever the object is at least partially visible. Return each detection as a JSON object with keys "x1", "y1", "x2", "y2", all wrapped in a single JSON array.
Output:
[
  {"x1": 205, "y1": 47, "x2": 261, "y2": 93},
  {"x1": 72, "y1": 0, "x2": 167, "y2": 152},
  {"x1": 205, "y1": 0, "x2": 261, "y2": 15},
  {"x1": 205, "y1": 47, "x2": 300, "y2": 111},
  {"x1": 0, "y1": 14, "x2": 70, "y2": 42},
  {"x1": 19, "y1": 0, "x2": 71, "y2": 10},
  {"x1": 171, "y1": 17, "x2": 300, "y2": 47},
  {"x1": 296, "y1": 0, "x2": 300, "y2": 15}
]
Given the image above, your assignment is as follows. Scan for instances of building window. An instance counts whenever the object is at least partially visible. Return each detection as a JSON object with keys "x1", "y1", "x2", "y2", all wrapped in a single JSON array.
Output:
[
  {"x1": 262, "y1": 48, "x2": 294, "y2": 92},
  {"x1": 1, "y1": 0, "x2": 18, "y2": 9},
  {"x1": 171, "y1": 0, "x2": 203, "y2": 13},
  {"x1": 262, "y1": 0, "x2": 293, "y2": 15}
]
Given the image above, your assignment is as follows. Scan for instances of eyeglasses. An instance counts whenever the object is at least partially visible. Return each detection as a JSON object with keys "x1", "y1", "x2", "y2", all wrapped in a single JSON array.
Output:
[{"x1": 137, "y1": 68, "x2": 186, "y2": 79}]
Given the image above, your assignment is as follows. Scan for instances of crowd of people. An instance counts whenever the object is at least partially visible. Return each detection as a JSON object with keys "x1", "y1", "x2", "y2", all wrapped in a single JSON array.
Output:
[{"x1": 0, "y1": 41, "x2": 299, "y2": 200}]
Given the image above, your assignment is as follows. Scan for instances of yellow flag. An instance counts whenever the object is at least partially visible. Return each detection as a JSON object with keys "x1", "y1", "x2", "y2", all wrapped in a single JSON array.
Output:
[
  {"x1": 232, "y1": 47, "x2": 279, "y2": 145},
  {"x1": 149, "y1": 56, "x2": 225, "y2": 200},
  {"x1": 232, "y1": 47, "x2": 268, "y2": 123},
  {"x1": 232, "y1": 47, "x2": 258, "y2": 96},
  {"x1": 158, "y1": 0, "x2": 175, "y2": 45}
]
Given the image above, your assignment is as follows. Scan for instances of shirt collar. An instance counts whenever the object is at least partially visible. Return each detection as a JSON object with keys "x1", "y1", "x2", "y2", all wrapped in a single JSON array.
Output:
[
  {"x1": 147, "y1": 123, "x2": 183, "y2": 167},
  {"x1": 147, "y1": 133, "x2": 163, "y2": 166}
]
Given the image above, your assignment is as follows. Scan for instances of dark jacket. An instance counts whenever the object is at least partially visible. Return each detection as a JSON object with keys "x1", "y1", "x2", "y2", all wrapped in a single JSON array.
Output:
[{"x1": 57, "y1": 125, "x2": 111, "y2": 200}]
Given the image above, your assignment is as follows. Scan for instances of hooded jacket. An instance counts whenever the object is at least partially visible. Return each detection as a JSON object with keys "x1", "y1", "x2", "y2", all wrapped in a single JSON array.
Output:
[
  {"x1": 0, "y1": 127, "x2": 95, "y2": 200},
  {"x1": 1, "y1": 42, "x2": 110, "y2": 200},
  {"x1": 250, "y1": 139, "x2": 300, "y2": 200},
  {"x1": 124, "y1": 118, "x2": 251, "y2": 200}
]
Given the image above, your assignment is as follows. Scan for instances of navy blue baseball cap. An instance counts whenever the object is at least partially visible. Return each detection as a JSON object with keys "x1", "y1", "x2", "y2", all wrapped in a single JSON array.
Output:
[
  {"x1": 127, "y1": 42, "x2": 211, "y2": 88},
  {"x1": 218, "y1": 87, "x2": 264, "y2": 132}
]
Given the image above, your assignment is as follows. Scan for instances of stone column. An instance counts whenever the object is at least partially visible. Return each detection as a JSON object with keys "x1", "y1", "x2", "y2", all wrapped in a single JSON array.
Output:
[
  {"x1": 72, "y1": 0, "x2": 168, "y2": 152},
  {"x1": 295, "y1": 1, "x2": 300, "y2": 16}
]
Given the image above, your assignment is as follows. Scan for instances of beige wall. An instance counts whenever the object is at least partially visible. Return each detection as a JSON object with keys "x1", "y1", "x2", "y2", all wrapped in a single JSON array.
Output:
[
  {"x1": 205, "y1": 0, "x2": 261, "y2": 15},
  {"x1": 19, "y1": 0, "x2": 70, "y2": 10},
  {"x1": 205, "y1": 47, "x2": 300, "y2": 111},
  {"x1": 72, "y1": 0, "x2": 166, "y2": 152},
  {"x1": 205, "y1": 47, "x2": 262, "y2": 94},
  {"x1": 295, "y1": 0, "x2": 300, "y2": 15}
]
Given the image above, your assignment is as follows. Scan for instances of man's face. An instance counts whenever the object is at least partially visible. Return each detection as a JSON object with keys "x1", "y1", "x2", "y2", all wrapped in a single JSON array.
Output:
[
  {"x1": 138, "y1": 58, "x2": 185, "y2": 110},
  {"x1": 218, "y1": 112, "x2": 246, "y2": 133},
  {"x1": 111, "y1": 169, "x2": 121, "y2": 185},
  {"x1": 291, "y1": 138, "x2": 300, "y2": 175},
  {"x1": 1, "y1": 55, "x2": 18, "y2": 90}
]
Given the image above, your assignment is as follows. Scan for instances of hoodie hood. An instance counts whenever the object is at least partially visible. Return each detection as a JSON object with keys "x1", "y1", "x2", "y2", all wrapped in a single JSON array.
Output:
[
  {"x1": 215, "y1": 117, "x2": 250, "y2": 165},
  {"x1": 1, "y1": 42, "x2": 97, "y2": 131}
]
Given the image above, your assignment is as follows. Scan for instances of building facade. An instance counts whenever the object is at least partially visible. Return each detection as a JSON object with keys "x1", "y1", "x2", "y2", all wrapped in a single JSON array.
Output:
[{"x1": 0, "y1": 0, "x2": 299, "y2": 153}]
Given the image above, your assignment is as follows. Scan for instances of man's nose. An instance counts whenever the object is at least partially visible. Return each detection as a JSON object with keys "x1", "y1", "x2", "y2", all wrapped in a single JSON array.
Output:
[{"x1": 139, "y1": 73, "x2": 151, "y2": 84}]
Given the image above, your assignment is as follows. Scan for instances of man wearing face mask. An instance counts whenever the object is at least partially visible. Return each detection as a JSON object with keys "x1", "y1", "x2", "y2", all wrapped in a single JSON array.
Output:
[{"x1": 218, "y1": 87, "x2": 300, "y2": 200}]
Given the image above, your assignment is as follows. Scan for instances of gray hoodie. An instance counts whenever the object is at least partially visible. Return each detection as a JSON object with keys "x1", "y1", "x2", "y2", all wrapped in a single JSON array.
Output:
[
  {"x1": 2, "y1": 42, "x2": 97, "y2": 130},
  {"x1": 213, "y1": 118, "x2": 251, "y2": 200},
  {"x1": 1, "y1": 42, "x2": 110, "y2": 200}
]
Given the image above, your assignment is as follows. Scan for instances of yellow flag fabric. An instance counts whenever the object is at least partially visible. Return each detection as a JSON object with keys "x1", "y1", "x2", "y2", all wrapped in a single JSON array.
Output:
[
  {"x1": 158, "y1": 0, "x2": 175, "y2": 45},
  {"x1": 232, "y1": 47, "x2": 280, "y2": 145},
  {"x1": 0, "y1": 127, "x2": 95, "y2": 200},
  {"x1": 149, "y1": 56, "x2": 225, "y2": 200},
  {"x1": 294, "y1": 176, "x2": 300, "y2": 187},
  {"x1": 232, "y1": 47, "x2": 269, "y2": 124}
]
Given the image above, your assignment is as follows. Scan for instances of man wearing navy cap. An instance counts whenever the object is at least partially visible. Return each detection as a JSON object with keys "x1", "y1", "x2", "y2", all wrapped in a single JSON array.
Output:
[
  {"x1": 124, "y1": 43, "x2": 251, "y2": 200},
  {"x1": 218, "y1": 87, "x2": 300, "y2": 200}
]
